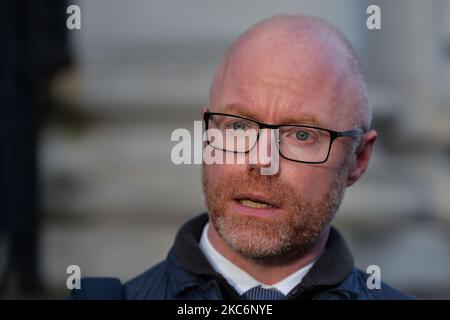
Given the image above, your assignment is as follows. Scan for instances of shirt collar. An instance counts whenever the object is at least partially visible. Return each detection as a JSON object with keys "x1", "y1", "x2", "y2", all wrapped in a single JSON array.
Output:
[{"x1": 199, "y1": 223, "x2": 315, "y2": 296}]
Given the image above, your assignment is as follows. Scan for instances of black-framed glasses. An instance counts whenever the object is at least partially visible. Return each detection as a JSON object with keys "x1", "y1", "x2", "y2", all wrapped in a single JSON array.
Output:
[{"x1": 204, "y1": 112, "x2": 365, "y2": 164}]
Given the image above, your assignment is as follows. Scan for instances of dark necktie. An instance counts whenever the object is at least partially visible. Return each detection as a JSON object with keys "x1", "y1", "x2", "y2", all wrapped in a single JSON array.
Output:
[{"x1": 241, "y1": 286, "x2": 285, "y2": 300}]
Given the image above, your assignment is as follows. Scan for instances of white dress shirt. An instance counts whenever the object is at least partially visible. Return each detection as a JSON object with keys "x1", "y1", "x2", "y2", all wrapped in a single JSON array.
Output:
[{"x1": 199, "y1": 223, "x2": 316, "y2": 296}]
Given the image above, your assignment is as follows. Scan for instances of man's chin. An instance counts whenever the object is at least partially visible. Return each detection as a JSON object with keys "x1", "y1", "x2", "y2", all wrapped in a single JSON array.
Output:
[
  {"x1": 213, "y1": 213, "x2": 299, "y2": 259},
  {"x1": 221, "y1": 232, "x2": 311, "y2": 266},
  {"x1": 210, "y1": 207, "x2": 328, "y2": 264}
]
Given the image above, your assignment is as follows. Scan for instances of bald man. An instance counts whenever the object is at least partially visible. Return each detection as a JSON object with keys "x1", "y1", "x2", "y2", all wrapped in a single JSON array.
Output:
[{"x1": 70, "y1": 15, "x2": 412, "y2": 300}]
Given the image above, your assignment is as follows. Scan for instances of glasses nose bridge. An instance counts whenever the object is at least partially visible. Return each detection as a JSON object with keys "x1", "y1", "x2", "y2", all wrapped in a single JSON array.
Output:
[
  {"x1": 254, "y1": 122, "x2": 281, "y2": 151},
  {"x1": 258, "y1": 122, "x2": 279, "y2": 130},
  {"x1": 251, "y1": 121, "x2": 279, "y2": 145}
]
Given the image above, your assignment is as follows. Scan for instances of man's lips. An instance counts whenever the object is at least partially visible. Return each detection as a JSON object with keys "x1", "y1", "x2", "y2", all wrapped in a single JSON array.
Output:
[
  {"x1": 229, "y1": 193, "x2": 282, "y2": 217},
  {"x1": 233, "y1": 193, "x2": 280, "y2": 208}
]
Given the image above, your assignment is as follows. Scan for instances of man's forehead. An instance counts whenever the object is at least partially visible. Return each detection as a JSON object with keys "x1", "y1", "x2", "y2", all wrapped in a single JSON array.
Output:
[
  {"x1": 225, "y1": 40, "x2": 338, "y2": 85},
  {"x1": 213, "y1": 64, "x2": 350, "y2": 128},
  {"x1": 217, "y1": 102, "x2": 328, "y2": 127},
  {"x1": 209, "y1": 15, "x2": 367, "y2": 131}
]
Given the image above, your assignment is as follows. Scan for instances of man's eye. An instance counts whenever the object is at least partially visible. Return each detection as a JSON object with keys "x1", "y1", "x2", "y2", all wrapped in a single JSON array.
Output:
[
  {"x1": 230, "y1": 121, "x2": 247, "y2": 130},
  {"x1": 295, "y1": 130, "x2": 310, "y2": 141}
]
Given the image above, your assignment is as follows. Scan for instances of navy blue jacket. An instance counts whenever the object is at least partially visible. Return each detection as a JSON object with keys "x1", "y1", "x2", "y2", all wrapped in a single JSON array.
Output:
[{"x1": 70, "y1": 213, "x2": 413, "y2": 300}]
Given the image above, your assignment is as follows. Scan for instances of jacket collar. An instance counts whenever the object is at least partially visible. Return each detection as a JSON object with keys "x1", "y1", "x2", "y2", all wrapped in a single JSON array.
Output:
[
  {"x1": 167, "y1": 214, "x2": 224, "y2": 296},
  {"x1": 170, "y1": 213, "x2": 217, "y2": 276},
  {"x1": 168, "y1": 213, "x2": 357, "y2": 298}
]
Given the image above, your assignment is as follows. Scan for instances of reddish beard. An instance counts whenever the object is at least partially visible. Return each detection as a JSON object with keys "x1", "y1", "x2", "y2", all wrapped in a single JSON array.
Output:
[{"x1": 202, "y1": 166, "x2": 348, "y2": 264}]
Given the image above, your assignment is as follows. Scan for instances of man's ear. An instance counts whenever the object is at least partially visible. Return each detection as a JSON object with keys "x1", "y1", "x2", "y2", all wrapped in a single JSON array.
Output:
[
  {"x1": 346, "y1": 129, "x2": 377, "y2": 187},
  {"x1": 201, "y1": 106, "x2": 209, "y2": 115}
]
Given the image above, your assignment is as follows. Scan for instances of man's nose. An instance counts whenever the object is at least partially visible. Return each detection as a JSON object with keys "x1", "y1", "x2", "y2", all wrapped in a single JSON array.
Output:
[{"x1": 247, "y1": 128, "x2": 279, "y2": 170}]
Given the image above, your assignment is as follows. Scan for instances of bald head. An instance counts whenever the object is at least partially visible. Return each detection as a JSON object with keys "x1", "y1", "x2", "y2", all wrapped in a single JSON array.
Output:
[
  {"x1": 209, "y1": 14, "x2": 371, "y2": 131},
  {"x1": 202, "y1": 15, "x2": 378, "y2": 270}
]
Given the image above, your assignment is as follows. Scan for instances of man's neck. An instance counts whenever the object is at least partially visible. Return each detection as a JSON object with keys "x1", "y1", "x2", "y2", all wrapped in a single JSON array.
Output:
[{"x1": 207, "y1": 223, "x2": 329, "y2": 285}]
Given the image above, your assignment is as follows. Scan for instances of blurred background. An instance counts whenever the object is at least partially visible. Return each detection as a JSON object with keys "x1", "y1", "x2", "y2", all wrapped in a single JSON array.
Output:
[{"x1": 1, "y1": 0, "x2": 449, "y2": 299}]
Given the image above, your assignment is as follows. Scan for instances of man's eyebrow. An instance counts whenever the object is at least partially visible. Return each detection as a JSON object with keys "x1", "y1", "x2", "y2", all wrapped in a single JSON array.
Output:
[
  {"x1": 221, "y1": 104, "x2": 257, "y2": 120},
  {"x1": 221, "y1": 103, "x2": 323, "y2": 127},
  {"x1": 283, "y1": 116, "x2": 323, "y2": 127}
]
